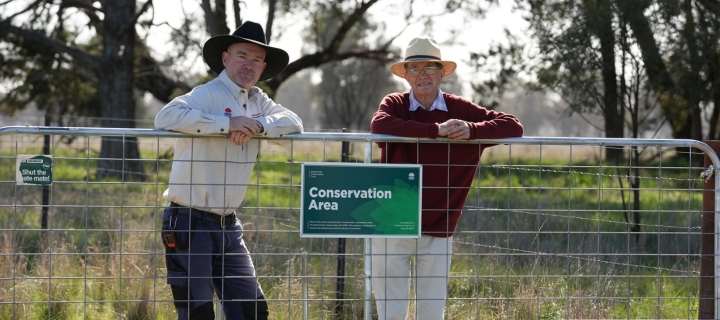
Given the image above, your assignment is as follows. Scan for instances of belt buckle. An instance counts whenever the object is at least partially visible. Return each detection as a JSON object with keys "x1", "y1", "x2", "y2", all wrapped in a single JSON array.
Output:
[
  {"x1": 221, "y1": 213, "x2": 233, "y2": 227},
  {"x1": 221, "y1": 212, "x2": 236, "y2": 227}
]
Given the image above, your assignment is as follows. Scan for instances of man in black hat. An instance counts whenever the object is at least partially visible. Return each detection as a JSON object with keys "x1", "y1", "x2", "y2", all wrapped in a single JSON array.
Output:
[{"x1": 155, "y1": 21, "x2": 303, "y2": 320}]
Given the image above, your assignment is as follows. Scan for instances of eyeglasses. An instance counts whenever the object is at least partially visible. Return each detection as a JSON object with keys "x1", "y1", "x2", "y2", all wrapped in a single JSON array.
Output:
[{"x1": 406, "y1": 66, "x2": 441, "y2": 77}]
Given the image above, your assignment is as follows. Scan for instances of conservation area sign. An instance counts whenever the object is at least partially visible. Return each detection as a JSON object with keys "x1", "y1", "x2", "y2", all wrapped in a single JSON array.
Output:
[
  {"x1": 300, "y1": 162, "x2": 421, "y2": 238},
  {"x1": 16, "y1": 155, "x2": 53, "y2": 185}
]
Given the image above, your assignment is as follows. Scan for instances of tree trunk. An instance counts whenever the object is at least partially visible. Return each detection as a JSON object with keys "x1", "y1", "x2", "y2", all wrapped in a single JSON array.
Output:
[
  {"x1": 698, "y1": 9, "x2": 720, "y2": 140},
  {"x1": 591, "y1": 0, "x2": 623, "y2": 160},
  {"x1": 135, "y1": 53, "x2": 192, "y2": 103},
  {"x1": 232, "y1": 0, "x2": 242, "y2": 28},
  {"x1": 615, "y1": 0, "x2": 675, "y2": 93},
  {"x1": 202, "y1": 0, "x2": 230, "y2": 36},
  {"x1": 616, "y1": 0, "x2": 701, "y2": 163},
  {"x1": 97, "y1": 0, "x2": 145, "y2": 181},
  {"x1": 265, "y1": 0, "x2": 277, "y2": 44},
  {"x1": 682, "y1": 0, "x2": 704, "y2": 141},
  {"x1": 263, "y1": 0, "x2": 383, "y2": 94},
  {"x1": 698, "y1": 0, "x2": 720, "y2": 16},
  {"x1": 708, "y1": 49, "x2": 720, "y2": 140}
]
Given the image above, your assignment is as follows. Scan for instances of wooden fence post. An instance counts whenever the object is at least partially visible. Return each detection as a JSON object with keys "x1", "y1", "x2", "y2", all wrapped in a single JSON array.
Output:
[{"x1": 700, "y1": 141, "x2": 720, "y2": 319}]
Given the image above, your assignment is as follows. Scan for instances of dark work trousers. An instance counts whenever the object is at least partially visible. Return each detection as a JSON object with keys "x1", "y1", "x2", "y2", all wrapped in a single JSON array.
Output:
[{"x1": 162, "y1": 205, "x2": 269, "y2": 320}]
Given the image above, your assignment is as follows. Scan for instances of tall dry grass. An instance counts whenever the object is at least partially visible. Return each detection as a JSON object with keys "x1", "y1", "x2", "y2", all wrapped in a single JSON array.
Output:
[{"x1": 0, "y1": 136, "x2": 704, "y2": 319}]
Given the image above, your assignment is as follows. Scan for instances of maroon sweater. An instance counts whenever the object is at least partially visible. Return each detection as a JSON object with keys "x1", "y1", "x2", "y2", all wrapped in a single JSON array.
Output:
[{"x1": 371, "y1": 92, "x2": 524, "y2": 237}]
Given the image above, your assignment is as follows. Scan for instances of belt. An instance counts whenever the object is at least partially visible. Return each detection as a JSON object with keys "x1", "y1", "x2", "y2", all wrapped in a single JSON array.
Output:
[{"x1": 168, "y1": 202, "x2": 237, "y2": 228}]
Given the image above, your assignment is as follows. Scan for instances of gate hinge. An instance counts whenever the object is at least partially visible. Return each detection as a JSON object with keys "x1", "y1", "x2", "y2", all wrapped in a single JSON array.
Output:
[{"x1": 701, "y1": 165, "x2": 714, "y2": 183}]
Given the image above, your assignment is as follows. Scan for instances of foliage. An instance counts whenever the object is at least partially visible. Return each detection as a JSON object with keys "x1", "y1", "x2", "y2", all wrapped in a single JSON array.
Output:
[
  {"x1": 469, "y1": 29, "x2": 526, "y2": 110},
  {"x1": 302, "y1": 5, "x2": 401, "y2": 131},
  {"x1": 314, "y1": 57, "x2": 402, "y2": 131},
  {"x1": 469, "y1": 0, "x2": 720, "y2": 144},
  {"x1": 0, "y1": 0, "x2": 152, "y2": 179},
  {"x1": 0, "y1": 20, "x2": 100, "y2": 123}
]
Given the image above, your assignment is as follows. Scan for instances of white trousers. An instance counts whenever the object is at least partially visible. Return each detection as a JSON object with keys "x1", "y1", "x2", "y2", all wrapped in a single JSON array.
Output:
[{"x1": 371, "y1": 236, "x2": 453, "y2": 320}]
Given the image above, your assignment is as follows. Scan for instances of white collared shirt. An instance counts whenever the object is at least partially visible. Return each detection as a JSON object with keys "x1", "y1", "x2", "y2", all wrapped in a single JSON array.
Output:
[
  {"x1": 155, "y1": 70, "x2": 303, "y2": 214},
  {"x1": 408, "y1": 88, "x2": 448, "y2": 112}
]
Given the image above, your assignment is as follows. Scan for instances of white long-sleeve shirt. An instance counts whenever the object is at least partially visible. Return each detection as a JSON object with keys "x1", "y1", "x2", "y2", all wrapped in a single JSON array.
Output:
[{"x1": 155, "y1": 70, "x2": 303, "y2": 215}]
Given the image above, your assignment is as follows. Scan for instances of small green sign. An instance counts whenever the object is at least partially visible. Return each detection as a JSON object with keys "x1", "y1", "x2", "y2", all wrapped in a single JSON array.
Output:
[
  {"x1": 300, "y1": 162, "x2": 421, "y2": 238},
  {"x1": 16, "y1": 155, "x2": 53, "y2": 185}
]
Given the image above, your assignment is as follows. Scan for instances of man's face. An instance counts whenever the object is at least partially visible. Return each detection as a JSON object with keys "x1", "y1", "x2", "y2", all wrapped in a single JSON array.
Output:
[
  {"x1": 404, "y1": 62, "x2": 444, "y2": 96},
  {"x1": 222, "y1": 42, "x2": 267, "y2": 89}
]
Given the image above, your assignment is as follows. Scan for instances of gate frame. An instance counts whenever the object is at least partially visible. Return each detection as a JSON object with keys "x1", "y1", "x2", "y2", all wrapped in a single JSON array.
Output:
[{"x1": 1, "y1": 126, "x2": 718, "y2": 319}]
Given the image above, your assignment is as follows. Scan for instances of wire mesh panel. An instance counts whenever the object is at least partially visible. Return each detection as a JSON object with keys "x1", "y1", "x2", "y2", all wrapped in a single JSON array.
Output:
[
  {"x1": 449, "y1": 143, "x2": 705, "y2": 319},
  {"x1": 0, "y1": 128, "x2": 714, "y2": 320}
]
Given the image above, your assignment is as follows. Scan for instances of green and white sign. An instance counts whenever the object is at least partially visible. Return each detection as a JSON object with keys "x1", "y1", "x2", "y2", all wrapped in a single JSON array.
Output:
[
  {"x1": 16, "y1": 155, "x2": 53, "y2": 185},
  {"x1": 300, "y1": 162, "x2": 421, "y2": 238}
]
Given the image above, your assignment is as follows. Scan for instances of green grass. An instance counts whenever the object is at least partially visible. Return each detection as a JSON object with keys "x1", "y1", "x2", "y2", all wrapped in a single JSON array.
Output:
[{"x1": 0, "y1": 146, "x2": 705, "y2": 319}]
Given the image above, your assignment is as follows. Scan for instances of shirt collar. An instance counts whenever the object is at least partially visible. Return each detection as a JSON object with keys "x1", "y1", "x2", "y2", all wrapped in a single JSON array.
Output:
[
  {"x1": 409, "y1": 88, "x2": 447, "y2": 112},
  {"x1": 218, "y1": 70, "x2": 257, "y2": 99}
]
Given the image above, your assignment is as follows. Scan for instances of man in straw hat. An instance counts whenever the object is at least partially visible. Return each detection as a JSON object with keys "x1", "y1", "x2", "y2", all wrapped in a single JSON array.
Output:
[
  {"x1": 370, "y1": 37, "x2": 523, "y2": 319},
  {"x1": 155, "y1": 21, "x2": 302, "y2": 319}
]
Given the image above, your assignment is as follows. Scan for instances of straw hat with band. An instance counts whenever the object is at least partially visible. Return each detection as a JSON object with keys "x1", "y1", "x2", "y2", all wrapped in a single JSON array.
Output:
[
  {"x1": 202, "y1": 21, "x2": 289, "y2": 81},
  {"x1": 390, "y1": 37, "x2": 457, "y2": 78}
]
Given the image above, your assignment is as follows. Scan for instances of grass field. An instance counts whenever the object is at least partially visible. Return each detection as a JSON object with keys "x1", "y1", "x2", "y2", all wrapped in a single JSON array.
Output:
[{"x1": 0, "y1": 138, "x2": 706, "y2": 319}]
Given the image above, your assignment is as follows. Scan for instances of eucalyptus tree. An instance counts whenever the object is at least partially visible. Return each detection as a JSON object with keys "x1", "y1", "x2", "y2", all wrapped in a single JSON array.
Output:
[
  {"x1": 0, "y1": 0, "x2": 153, "y2": 180},
  {"x1": 0, "y1": 0, "x2": 495, "y2": 178},
  {"x1": 315, "y1": 58, "x2": 402, "y2": 131},
  {"x1": 467, "y1": 0, "x2": 712, "y2": 240},
  {"x1": 192, "y1": 0, "x2": 495, "y2": 96},
  {"x1": 306, "y1": 5, "x2": 402, "y2": 131},
  {"x1": 528, "y1": 1, "x2": 624, "y2": 140},
  {"x1": 474, "y1": 0, "x2": 720, "y2": 141}
]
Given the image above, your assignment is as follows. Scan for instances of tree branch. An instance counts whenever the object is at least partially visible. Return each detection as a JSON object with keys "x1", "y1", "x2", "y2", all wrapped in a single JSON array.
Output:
[
  {"x1": 265, "y1": 47, "x2": 395, "y2": 90},
  {"x1": 232, "y1": 0, "x2": 242, "y2": 28},
  {"x1": 264, "y1": 0, "x2": 385, "y2": 92},
  {"x1": 0, "y1": 0, "x2": 45, "y2": 24},
  {"x1": 698, "y1": 0, "x2": 720, "y2": 16},
  {"x1": 134, "y1": 0, "x2": 154, "y2": 25},
  {"x1": 265, "y1": 0, "x2": 276, "y2": 43},
  {"x1": 201, "y1": 0, "x2": 229, "y2": 36},
  {"x1": 134, "y1": 54, "x2": 192, "y2": 103},
  {"x1": 614, "y1": 0, "x2": 675, "y2": 94},
  {"x1": 326, "y1": 0, "x2": 379, "y2": 53},
  {"x1": 59, "y1": 0, "x2": 103, "y2": 30},
  {"x1": 0, "y1": 20, "x2": 100, "y2": 70}
]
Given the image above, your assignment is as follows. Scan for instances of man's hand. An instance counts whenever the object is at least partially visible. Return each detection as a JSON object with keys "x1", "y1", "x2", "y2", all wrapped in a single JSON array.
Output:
[
  {"x1": 438, "y1": 119, "x2": 470, "y2": 140},
  {"x1": 228, "y1": 131, "x2": 252, "y2": 146},
  {"x1": 229, "y1": 116, "x2": 263, "y2": 146}
]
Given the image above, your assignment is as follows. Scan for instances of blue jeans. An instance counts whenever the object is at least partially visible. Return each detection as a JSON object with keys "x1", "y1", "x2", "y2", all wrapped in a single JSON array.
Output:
[{"x1": 162, "y1": 205, "x2": 268, "y2": 320}]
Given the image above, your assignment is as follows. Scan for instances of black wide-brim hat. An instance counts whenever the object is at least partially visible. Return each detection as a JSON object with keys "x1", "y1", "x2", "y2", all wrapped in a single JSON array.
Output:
[{"x1": 202, "y1": 21, "x2": 289, "y2": 81}]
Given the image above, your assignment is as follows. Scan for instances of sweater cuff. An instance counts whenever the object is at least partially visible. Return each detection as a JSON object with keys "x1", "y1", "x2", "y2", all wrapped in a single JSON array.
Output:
[{"x1": 430, "y1": 123, "x2": 440, "y2": 138}]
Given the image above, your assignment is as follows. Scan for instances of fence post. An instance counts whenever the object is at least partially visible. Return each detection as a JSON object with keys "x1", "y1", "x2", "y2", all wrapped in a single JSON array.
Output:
[
  {"x1": 364, "y1": 140, "x2": 373, "y2": 320},
  {"x1": 700, "y1": 140, "x2": 720, "y2": 319},
  {"x1": 41, "y1": 114, "x2": 50, "y2": 238},
  {"x1": 336, "y1": 129, "x2": 349, "y2": 315},
  {"x1": 303, "y1": 251, "x2": 308, "y2": 320}
]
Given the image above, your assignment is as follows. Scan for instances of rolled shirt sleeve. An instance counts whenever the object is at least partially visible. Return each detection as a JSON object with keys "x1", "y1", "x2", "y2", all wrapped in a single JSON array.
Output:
[
  {"x1": 155, "y1": 86, "x2": 231, "y2": 134},
  {"x1": 154, "y1": 70, "x2": 303, "y2": 214},
  {"x1": 253, "y1": 90, "x2": 303, "y2": 137}
]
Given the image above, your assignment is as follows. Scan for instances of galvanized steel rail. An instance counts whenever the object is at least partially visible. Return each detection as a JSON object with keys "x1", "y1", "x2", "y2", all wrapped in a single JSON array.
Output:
[{"x1": 2, "y1": 125, "x2": 719, "y2": 319}]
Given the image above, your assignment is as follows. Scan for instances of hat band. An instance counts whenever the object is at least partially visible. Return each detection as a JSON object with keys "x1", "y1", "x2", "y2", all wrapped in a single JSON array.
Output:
[{"x1": 404, "y1": 54, "x2": 441, "y2": 61}]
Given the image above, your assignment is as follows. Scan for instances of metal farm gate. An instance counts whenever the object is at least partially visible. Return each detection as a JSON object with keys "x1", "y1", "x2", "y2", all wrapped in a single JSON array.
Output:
[{"x1": 0, "y1": 126, "x2": 718, "y2": 319}]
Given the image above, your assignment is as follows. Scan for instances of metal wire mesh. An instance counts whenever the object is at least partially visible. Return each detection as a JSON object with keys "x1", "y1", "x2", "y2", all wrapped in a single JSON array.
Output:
[{"x1": 0, "y1": 128, "x2": 714, "y2": 319}]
